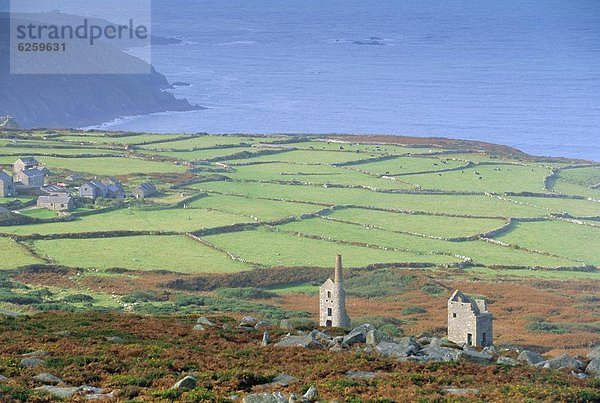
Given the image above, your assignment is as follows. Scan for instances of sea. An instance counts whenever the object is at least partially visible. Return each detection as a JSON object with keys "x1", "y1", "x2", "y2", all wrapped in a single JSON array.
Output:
[{"x1": 95, "y1": 0, "x2": 600, "y2": 161}]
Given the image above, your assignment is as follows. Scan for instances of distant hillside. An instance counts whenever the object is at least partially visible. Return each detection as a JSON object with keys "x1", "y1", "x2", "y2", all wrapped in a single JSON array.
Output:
[{"x1": 0, "y1": 14, "x2": 200, "y2": 128}]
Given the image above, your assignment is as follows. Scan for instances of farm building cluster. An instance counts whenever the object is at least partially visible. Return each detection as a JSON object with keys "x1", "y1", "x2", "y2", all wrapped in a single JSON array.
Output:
[
  {"x1": 0, "y1": 157, "x2": 158, "y2": 212},
  {"x1": 321, "y1": 255, "x2": 494, "y2": 347}
]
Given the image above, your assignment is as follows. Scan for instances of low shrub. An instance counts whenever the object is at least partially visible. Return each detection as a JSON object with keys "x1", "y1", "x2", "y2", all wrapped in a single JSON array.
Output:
[
  {"x1": 62, "y1": 294, "x2": 95, "y2": 303},
  {"x1": 346, "y1": 270, "x2": 416, "y2": 298},
  {"x1": 402, "y1": 306, "x2": 427, "y2": 315},
  {"x1": 174, "y1": 294, "x2": 205, "y2": 307},
  {"x1": 421, "y1": 283, "x2": 445, "y2": 295},
  {"x1": 216, "y1": 287, "x2": 277, "y2": 300},
  {"x1": 121, "y1": 291, "x2": 169, "y2": 304}
]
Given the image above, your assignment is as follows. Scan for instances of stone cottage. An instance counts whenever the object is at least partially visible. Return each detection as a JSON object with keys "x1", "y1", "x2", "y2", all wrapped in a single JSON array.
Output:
[
  {"x1": 80, "y1": 178, "x2": 124, "y2": 200},
  {"x1": 448, "y1": 290, "x2": 493, "y2": 347},
  {"x1": 13, "y1": 157, "x2": 47, "y2": 189},
  {"x1": 37, "y1": 193, "x2": 74, "y2": 211},
  {"x1": 320, "y1": 254, "x2": 351, "y2": 328},
  {"x1": 15, "y1": 168, "x2": 45, "y2": 188},
  {"x1": 132, "y1": 182, "x2": 157, "y2": 199},
  {"x1": 13, "y1": 157, "x2": 39, "y2": 174},
  {"x1": 0, "y1": 171, "x2": 15, "y2": 197}
]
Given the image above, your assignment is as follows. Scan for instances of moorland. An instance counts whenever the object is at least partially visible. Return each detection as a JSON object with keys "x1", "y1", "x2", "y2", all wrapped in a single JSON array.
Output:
[{"x1": 0, "y1": 129, "x2": 598, "y2": 401}]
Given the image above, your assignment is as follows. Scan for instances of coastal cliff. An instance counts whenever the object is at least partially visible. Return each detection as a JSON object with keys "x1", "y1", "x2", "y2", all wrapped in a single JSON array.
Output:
[{"x1": 0, "y1": 13, "x2": 200, "y2": 129}]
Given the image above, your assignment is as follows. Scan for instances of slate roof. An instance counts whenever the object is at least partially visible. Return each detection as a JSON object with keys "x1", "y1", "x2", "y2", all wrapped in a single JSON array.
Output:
[
  {"x1": 37, "y1": 193, "x2": 73, "y2": 204},
  {"x1": 134, "y1": 182, "x2": 157, "y2": 196},
  {"x1": 15, "y1": 157, "x2": 39, "y2": 166},
  {"x1": 20, "y1": 168, "x2": 44, "y2": 177},
  {"x1": 0, "y1": 171, "x2": 12, "y2": 182}
]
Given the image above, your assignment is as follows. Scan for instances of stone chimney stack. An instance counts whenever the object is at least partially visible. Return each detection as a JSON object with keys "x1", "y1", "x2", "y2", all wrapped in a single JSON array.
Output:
[{"x1": 334, "y1": 254, "x2": 343, "y2": 284}]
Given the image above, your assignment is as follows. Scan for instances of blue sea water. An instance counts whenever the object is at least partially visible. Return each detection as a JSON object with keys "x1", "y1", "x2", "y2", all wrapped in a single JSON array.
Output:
[{"x1": 98, "y1": 0, "x2": 600, "y2": 161}]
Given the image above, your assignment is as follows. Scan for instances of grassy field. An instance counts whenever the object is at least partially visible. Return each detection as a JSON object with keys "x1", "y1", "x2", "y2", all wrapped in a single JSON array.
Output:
[
  {"x1": 326, "y1": 208, "x2": 507, "y2": 238},
  {"x1": 505, "y1": 195, "x2": 600, "y2": 217},
  {"x1": 403, "y1": 164, "x2": 552, "y2": 193},
  {"x1": 0, "y1": 156, "x2": 186, "y2": 176},
  {"x1": 225, "y1": 149, "x2": 375, "y2": 164},
  {"x1": 32, "y1": 235, "x2": 252, "y2": 273},
  {"x1": 226, "y1": 162, "x2": 417, "y2": 189},
  {"x1": 204, "y1": 227, "x2": 460, "y2": 267},
  {"x1": 495, "y1": 219, "x2": 600, "y2": 266},
  {"x1": 353, "y1": 156, "x2": 466, "y2": 175},
  {"x1": 139, "y1": 134, "x2": 282, "y2": 150},
  {"x1": 0, "y1": 207, "x2": 251, "y2": 236},
  {"x1": 196, "y1": 181, "x2": 550, "y2": 217},
  {"x1": 278, "y1": 217, "x2": 580, "y2": 268},
  {"x1": 189, "y1": 194, "x2": 324, "y2": 221},
  {"x1": 0, "y1": 238, "x2": 40, "y2": 269},
  {"x1": 552, "y1": 177, "x2": 600, "y2": 199}
]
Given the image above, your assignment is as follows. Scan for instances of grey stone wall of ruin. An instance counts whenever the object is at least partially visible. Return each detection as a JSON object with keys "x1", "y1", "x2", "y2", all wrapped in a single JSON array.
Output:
[{"x1": 447, "y1": 291, "x2": 493, "y2": 347}]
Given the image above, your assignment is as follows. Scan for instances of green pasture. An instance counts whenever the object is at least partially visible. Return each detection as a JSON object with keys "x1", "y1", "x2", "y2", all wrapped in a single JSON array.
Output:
[
  {"x1": 353, "y1": 156, "x2": 466, "y2": 175},
  {"x1": 57, "y1": 133, "x2": 184, "y2": 145},
  {"x1": 286, "y1": 141, "x2": 447, "y2": 155},
  {"x1": 0, "y1": 196, "x2": 33, "y2": 205},
  {"x1": 224, "y1": 149, "x2": 374, "y2": 165},
  {"x1": 402, "y1": 164, "x2": 551, "y2": 194},
  {"x1": 32, "y1": 235, "x2": 252, "y2": 273},
  {"x1": 189, "y1": 194, "x2": 323, "y2": 221},
  {"x1": 204, "y1": 227, "x2": 460, "y2": 268},
  {"x1": 226, "y1": 162, "x2": 416, "y2": 190},
  {"x1": 326, "y1": 208, "x2": 507, "y2": 238},
  {"x1": 196, "y1": 181, "x2": 548, "y2": 217},
  {"x1": 278, "y1": 217, "x2": 579, "y2": 268},
  {"x1": 17, "y1": 208, "x2": 59, "y2": 219},
  {"x1": 0, "y1": 156, "x2": 186, "y2": 176},
  {"x1": 558, "y1": 167, "x2": 600, "y2": 187},
  {"x1": 148, "y1": 147, "x2": 259, "y2": 162},
  {"x1": 0, "y1": 207, "x2": 250, "y2": 236},
  {"x1": 0, "y1": 146, "x2": 123, "y2": 156},
  {"x1": 551, "y1": 179, "x2": 600, "y2": 199},
  {"x1": 139, "y1": 135, "x2": 276, "y2": 150},
  {"x1": 505, "y1": 196, "x2": 600, "y2": 217},
  {"x1": 495, "y1": 219, "x2": 600, "y2": 266},
  {"x1": 0, "y1": 238, "x2": 41, "y2": 269},
  {"x1": 466, "y1": 267, "x2": 600, "y2": 281}
]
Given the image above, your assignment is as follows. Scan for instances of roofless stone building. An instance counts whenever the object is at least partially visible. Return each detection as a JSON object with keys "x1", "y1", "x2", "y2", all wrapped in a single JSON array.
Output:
[
  {"x1": 448, "y1": 290, "x2": 493, "y2": 347},
  {"x1": 320, "y1": 254, "x2": 351, "y2": 328}
]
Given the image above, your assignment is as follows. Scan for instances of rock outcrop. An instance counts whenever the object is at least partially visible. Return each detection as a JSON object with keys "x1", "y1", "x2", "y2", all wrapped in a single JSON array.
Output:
[{"x1": 0, "y1": 116, "x2": 19, "y2": 129}]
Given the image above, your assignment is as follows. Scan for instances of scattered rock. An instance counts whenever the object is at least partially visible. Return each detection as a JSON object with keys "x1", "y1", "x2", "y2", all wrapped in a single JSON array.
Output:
[
  {"x1": 462, "y1": 348, "x2": 494, "y2": 365},
  {"x1": 0, "y1": 374, "x2": 8, "y2": 382},
  {"x1": 289, "y1": 393, "x2": 298, "y2": 403},
  {"x1": 53, "y1": 330, "x2": 72, "y2": 337},
  {"x1": 365, "y1": 329, "x2": 391, "y2": 346},
  {"x1": 105, "y1": 336, "x2": 126, "y2": 344},
  {"x1": 588, "y1": 346, "x2": 600, "y2": 360},
  {"x1": 243, "y1": 392, "x2": 288, "y2": 403},
  {"x1": 240, "y1": 316, "x2": 259, "y2": 327},
  {"x1": 172, "y1": 375, "x2": 197, "y2": 390},
  {"x1": 21, "y1": 357, "x2": 46, "y2": 368},
  {"x1": 517, "y1": 350, "x2": 545, "y2": 365},
  {"x1": 275, "y1": 334, "x2": 324, "y2": 349},
  {"x1": 428, "y1": 337, "x2": 460, "y2": 349},
  {"x1": 255, "y1": 321, "x2": 272, "y2": 330},
  {"x1": 33, "y1": 373, "x2": 63, "y2": 385},
  {"x1": 497, "y1": 356, "x2": 518, "y2": 366},
  {"x1": 35, "y1": 386, "x2": 82, "y2": 399},
  {"x1": 376, "y1": 338, "x2": 420, "y2": 358},
  {"x1": 197, "y1": 317, "x2": 215, "y2": 327},
  {"x1": 586, "y1": 359, "x2": 600, "y2": 377},
  {"x1": 303, "y1": 385, "x2": 318, "y2": 402},
  {"x1": 573, "y1": 371, "x2": 589, "y2": 380},
  {"x1": 261, "y1": 331, "x2": 271, "y2": 347},
  {"x1": 345, "y1": 370, "x2": 379, "y2": 379},
  {"x1": 22, "y1": 350, "x2": 49, "y2": 358},
  {"x1": 267, "y1": 373, "x2": 298, "y2": 387},
  {"x1": 192, "y1": 324, "x2": 206, "y2": 331},
  {"x1": 483, "y1": 345, "x2": 497, "y2": 355},
  {"x1": 546, "y1": 354, "x2": 584, "y2": 370},
  {"x1": 442, "y1": 388, "x2": 479, "y2": 396},
  {"x1": 422, "y1": 345, "x2": 463, "y2": 362},
  {"x1": 343, "y1": 324, "x2": 375, "y2": 345}
]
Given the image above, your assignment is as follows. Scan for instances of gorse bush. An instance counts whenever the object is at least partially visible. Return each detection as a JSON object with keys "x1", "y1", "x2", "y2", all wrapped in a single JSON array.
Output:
[
  {"x1": 402, "y1": 306, "x2": 427, "y2": 315},
  {"x1": 121, "y1": 291, "x2": 169, "y2": 304},
  {"x1": 62, "y1": 294, "x2": 95, "y2": 303},
  {"x1": 216, "y1": 287, "x2": 277, "y2": 300},
  {"x1": 345, "y1": 270, "x2": 416, "y2": 298}
]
